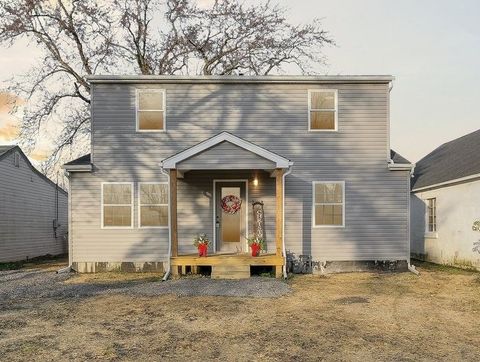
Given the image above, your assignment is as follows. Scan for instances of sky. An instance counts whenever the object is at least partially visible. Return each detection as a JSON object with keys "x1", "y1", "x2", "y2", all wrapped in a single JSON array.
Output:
[{"x1": 1, "y1": 0, "x2": 479, "y2": 163}]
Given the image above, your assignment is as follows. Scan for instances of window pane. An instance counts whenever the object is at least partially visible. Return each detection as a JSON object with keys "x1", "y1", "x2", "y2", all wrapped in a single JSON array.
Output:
[
  {"x1": 310, "y1": 111, "x2": 335, "y2": 130},
  {"x1": 311, "y1": 91, "x2": 335, "y2": 109},
  {"x1": 315, "y1": 183, "x2": 343, "y2": 203},
  {"x1": 140, "y1": 206, "x2": 168, "y2": 227},
  {"x1": 104, "y1": 206, "x2": 132, "y2": 227},
  {"x1": 315, "y1": 205, "x2": 343, "y2": 226},
  {"x1": 140, "y1": 184, "x2": 168, "y2": 205},
  {"x1": 138, "y1": 111, "x2": 164, "y2": 130},
  {"x1": 103, "y1": 184, "x2": 131, "y2": 204},
  {"x1": 139, "y1": 91, "x2": 164, "y2": 110}
]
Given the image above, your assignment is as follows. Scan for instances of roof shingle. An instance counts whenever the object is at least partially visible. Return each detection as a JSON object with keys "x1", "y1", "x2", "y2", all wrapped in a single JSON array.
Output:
[{"x1": 412, "y1": 129, "x2": 480, "y2": 190}]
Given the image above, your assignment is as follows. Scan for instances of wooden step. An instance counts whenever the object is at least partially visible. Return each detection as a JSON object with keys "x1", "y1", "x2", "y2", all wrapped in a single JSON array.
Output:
[{"x1": 211, "y1": 265, "x2": 251, "y2": 279}]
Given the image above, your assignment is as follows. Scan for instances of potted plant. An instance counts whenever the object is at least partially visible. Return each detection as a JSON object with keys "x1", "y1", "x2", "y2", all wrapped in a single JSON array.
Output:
[
  {"x1": 247, "y1": 236, "x2": 265, "y2": 257},
  {"x1": 193, "y1": 234, "x2": 210, "y2": 257}
]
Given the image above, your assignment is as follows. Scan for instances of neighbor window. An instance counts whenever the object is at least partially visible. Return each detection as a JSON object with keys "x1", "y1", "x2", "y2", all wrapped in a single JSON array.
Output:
[
  {"x1": 139, "y1": 183, "x2": 169, "y2": 228},
  {"x1": 308, "y1": 89, "x2": 338, "y2": 131},
  {"x1": 13, "y1": 152, "x2": 20, "y2": 167},
  {"x1": 426, "y1": 198, "x2": 437, "y2": 232},
  {"x1": 136, "y1": 89, "x2": 165, "y2": 131},
  {"x1": 313, "y1": 181, "x2": 344, "y2": 226},
  {"x1": 102, "y1": 183, "x2": 133, "y2": 228}
]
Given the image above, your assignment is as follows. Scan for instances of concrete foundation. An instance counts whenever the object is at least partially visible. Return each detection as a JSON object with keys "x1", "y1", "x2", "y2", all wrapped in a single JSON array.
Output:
[{"x1": 72, "y1": 261, "x2": 165, "y2": 273}]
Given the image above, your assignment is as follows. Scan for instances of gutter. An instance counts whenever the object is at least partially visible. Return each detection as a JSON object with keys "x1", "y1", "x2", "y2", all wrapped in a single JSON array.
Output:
[
  {"x1": 282, "y1": 164, "x2": 293, "y2": 279},
  {"x1": 160, "y1": 166, "x2": 172, "y2": 281},
  {"x1": 57, "y1": 170, "x2": 73, "y2": 274}
]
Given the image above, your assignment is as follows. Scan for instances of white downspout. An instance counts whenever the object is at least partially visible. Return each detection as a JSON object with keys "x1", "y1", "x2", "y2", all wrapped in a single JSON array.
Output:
[
  {"x1": 161, "y1": 166, "x2": 172, "y2": 281},
  {"x1": 282, "y1": 165, "x2": 293, "y2": 279}
]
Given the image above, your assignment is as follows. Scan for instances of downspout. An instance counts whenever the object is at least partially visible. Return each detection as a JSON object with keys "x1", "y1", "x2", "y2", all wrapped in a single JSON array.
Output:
[
  {"x1": 161, "y1": 166, "x2": 172, "y2": 281},
  {"x1": 57, "y1": 170, "x2": 72, "y2": 274},
  {"x1": 282, "y1": 165, "x2": 293, "y2": 279},
  {"x1": 407, "y1": 164, "x2": 419, "y2": 275}
]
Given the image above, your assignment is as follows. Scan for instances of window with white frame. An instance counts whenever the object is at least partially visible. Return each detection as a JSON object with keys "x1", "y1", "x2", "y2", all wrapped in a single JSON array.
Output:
[
  {"x1": 102, "y1": 183, "x2": 133, "y2": 228},
  {"x1": 313, "y1": 181, "x2": 344, "y2": 226},
  {"x1": 139, "y1": 183, "x2": 169, "y2": 227},
  {"x1": 136, "y1": 89, "x2": 165, "y2": 131},
  {"x1": 308, "y1": 89, "x2": 338, "y2": 131},
  {"x1": 426, "y1": 198, "x2": 437, "y2": 232}
]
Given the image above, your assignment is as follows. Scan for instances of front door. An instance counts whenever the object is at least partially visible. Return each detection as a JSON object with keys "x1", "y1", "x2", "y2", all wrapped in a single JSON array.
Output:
[{"x1": 215, "y1": 181, "x2": 247, "y2": 253}]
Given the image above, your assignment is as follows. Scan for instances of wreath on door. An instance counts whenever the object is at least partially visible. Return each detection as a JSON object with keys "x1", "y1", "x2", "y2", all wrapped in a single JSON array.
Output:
[{"x1": 221, "y1": 195, "x2": 242, "y2": 214}]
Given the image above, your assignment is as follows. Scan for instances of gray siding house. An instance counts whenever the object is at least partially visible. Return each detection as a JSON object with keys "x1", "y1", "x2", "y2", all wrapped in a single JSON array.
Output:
[
  {"x1": 64, "y1": 75, "x2": 412, "y2": 278},
  {"x1": 0, "y1": 145, "x2": 68, "y2": 262},
  {"x1": 411, "y1": 129, "x2": 480, "y2": 270}
]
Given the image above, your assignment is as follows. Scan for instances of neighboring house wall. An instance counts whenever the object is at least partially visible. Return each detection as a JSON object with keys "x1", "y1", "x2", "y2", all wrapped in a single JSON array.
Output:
[
  {"x1": 70, "y1": 81, "x2": 409, "y2": 266},
  {"x1": 0, "y1": 149, "x2": 68, "y2": 262},
  {"x1": 411, "y1": 179, "x2": 480, "y2": 270}
]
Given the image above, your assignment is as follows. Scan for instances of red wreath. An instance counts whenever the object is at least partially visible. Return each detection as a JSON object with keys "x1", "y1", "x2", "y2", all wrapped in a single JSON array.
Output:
[{"x1": 221, "y1": 195, "x2": 242, "y2": 214}]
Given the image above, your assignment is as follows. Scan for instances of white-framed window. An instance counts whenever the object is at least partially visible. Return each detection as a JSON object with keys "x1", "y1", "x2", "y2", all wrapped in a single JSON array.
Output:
[
  {"x1": 136, "y1": 89, "x2": 166, "y2": 132},
  {"x1": 312, "y1": 181, "x2": 345, "y2": 227},
  {"x1": 138, "y1": 182, "x2": 169, "y2": 228},
  {"x1": 101, "y1": 182, "x2": 134, "y2": 228},
  {"x1": 308, "y1": 89, "x2": 338, "y2": 131},
  {"x1": 426, "y1": 198, "x2": 437, "y2": 232}
]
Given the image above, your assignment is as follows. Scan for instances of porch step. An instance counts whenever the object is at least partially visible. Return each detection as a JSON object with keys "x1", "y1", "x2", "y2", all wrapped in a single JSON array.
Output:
[{"x1": 211, "y1": 265, "x2": 251, "y2": 279}]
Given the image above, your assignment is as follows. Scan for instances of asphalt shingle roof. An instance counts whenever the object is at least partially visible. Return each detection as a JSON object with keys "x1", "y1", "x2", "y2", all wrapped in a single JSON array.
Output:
[
  {"x1": 390, "y1": 150, "x2": 410, "y2": 164},
  {"x1": 0, "y1": 145, "x2": 16, "y2": 158},
  {"x1": 411, "y1": 129, "x2": 480, "y2": 190},
  {"x1": 64, "y1": 154, "x2": 91, "y2": 166}
]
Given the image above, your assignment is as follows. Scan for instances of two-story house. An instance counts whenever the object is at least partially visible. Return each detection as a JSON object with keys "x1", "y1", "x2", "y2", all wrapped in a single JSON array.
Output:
[{"x1": 63, "y1": 75, "x2": 413, "y2": 278}]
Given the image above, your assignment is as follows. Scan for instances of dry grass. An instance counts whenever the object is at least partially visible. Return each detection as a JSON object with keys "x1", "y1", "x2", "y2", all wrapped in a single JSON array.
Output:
[{"x1": 1, "y1": 261, "x2": 480, "y2": 361}]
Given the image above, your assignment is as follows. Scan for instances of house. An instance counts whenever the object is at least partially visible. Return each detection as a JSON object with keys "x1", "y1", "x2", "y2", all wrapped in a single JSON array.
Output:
[
  {"x1": 63, "y1": 75, "x2": 413, "y2": 278},
  {"x1": 0, "y1": 145, "x2": 68, "y2": 262},
  {"x1": 410, "y1": 129, "x2": 480, "y2": 270}
]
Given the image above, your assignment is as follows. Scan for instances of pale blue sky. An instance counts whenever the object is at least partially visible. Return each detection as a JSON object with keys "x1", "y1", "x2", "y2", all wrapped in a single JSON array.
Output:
[
  {"x1": 1, "y1": 0, "x2": 479, "y2": 162},
  {"x1": 281, "y1": 0, "x2": 480, "y2": 162}
]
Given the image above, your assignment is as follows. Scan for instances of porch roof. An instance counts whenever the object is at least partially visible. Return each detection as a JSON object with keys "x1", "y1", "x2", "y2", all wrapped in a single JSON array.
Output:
[{"x1": 161, "y1": 132, "x2": 293, "y2": 171}]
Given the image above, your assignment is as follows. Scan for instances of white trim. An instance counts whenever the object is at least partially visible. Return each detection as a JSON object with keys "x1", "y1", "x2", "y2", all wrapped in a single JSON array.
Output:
[
  {"x1": 162, "y1": 132, "x2": 292, "y2": 169},
  {"x1": 312, "y1": 181, "x2": 346, "y2": 228},
  {"x1": 63, "y1": 164, "x2": 93, "y2": 172},
  {"x1": 101, "y1": 182, "x2": 134, "y2": 229},
  {"x1": 424, "y1": 232, "x2": 438, "y2": 239},
  {"x1": 388, "y1": 163, "x2": 413, "y2": 171},
  {"x1": 135, "y1": 88, "x2": 166, "y2": 133},
  {"x1": 137, "y1": 182, "x2": 169, "y2": 229},
  {"x1": 412, "y1": 172, "x2": 480, "y2": 192},
  {"x1": 307, "y1": 89, "x2": 338, "y2": 132},
  {"x1": 88, "y1": 75, "x2": 395, "y2": 83},
  {"x1": 212, "y1": 179, "x2": 249, "y2": 253}
]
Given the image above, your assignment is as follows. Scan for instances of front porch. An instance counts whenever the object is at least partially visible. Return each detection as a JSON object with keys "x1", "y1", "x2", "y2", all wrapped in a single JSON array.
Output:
[
  {"x1": 162, "y1": 132, "x2": 292, "y2": 279},
  {"x1": 171, "y1": 253, "x2": 284, "y2": 279}
]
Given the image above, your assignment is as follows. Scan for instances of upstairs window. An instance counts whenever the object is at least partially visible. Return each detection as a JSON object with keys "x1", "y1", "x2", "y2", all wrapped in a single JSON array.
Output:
[
  {"x1": 426, "y1": 198, "x2": 437, "y2": 232},
  {"x1": 313, "y1": 181, "x2": 345, "y2": 227},
  {"x1": 136, "y1": 89, "x2": 165, "y2": 132},
  {"x1": 102, "y1": 183, "x2": 133, "y2": 228},
  {"x1": 308, "y1": 89, "x2": 338, "y2": 131},
  {"x1": 139, "y1": 183, "x2": 169, "y2": 228}
]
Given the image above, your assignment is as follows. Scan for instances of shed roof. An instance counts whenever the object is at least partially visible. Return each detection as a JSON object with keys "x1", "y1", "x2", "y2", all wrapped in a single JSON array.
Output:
[
  {"x1": 390, "y1": 150, "x2": 410, "y2": 164},
  {"x1": 411, "y1": 129, "x2": 480, "y2": 191}
]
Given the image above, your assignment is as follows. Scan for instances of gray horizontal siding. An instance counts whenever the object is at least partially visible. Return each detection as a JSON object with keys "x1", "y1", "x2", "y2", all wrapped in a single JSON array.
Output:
[
  {"x1": 71, "y1": 81, "x2": 409, "y2": 264},
  {"x1": 0, "y1": 151, "x2": 68, "y2": 262},
  {"x1": 178, "y1": 141, "x2": 276, "y2": 170}
]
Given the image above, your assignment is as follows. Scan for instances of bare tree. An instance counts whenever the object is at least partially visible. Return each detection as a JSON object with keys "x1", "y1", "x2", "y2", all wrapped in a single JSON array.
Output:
[{"x1": 0, "y1": 0, "x2": 333, "y2": 179}]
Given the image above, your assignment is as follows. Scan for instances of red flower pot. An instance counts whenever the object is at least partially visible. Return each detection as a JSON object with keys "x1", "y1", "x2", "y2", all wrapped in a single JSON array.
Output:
[
  {"x1": 198, "y1": 243, "x2": 208, "y2": 257},
  {"x1": 250, "y1": 243, "x2": 261, "y2": 257}
]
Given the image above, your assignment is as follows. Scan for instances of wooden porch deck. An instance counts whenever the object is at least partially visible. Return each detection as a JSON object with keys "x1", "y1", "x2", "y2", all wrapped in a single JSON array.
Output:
[{"x1": 171, "y1": 253, "x2": 284, "y2": 279}]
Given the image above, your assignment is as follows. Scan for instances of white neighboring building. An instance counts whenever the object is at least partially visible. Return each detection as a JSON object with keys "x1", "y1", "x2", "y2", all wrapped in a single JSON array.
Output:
[{"x1": 411, "y1": 129, "x2": 480, "y2": 270}]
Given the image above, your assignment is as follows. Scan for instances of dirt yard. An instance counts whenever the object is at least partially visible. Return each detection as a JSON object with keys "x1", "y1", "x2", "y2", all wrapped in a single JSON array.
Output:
[{"x1": 1, "y1": 260, "x2": 479, "y2": 361}]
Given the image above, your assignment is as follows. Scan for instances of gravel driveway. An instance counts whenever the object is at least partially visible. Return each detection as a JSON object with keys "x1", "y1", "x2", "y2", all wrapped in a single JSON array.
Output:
[{"x1": 0, "y1": 268, "x2": 291, "y2": 302}]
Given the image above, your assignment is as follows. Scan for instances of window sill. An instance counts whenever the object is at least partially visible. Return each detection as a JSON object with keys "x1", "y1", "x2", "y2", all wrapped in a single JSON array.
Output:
[{"x1": 424, "y1": 232, "x2": 438, "y2": 239}]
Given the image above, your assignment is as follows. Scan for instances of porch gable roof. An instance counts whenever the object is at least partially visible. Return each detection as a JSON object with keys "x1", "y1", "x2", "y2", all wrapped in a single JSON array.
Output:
[{"x1": 161, "y1": 132, "x2": 292, "y2": 170}]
